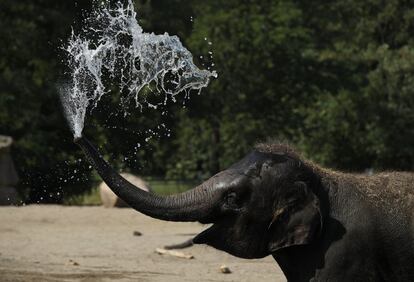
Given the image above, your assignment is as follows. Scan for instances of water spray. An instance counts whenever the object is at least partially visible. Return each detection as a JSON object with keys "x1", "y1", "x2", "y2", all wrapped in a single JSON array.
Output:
[{"x1": 60, "y1": 0, "x2": 217, "y2": 138}]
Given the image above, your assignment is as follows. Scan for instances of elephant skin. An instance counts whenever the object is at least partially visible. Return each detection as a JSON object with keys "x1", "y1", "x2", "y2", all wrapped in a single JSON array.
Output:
[
  {"x1": 99, "y1": 173, "x2": 151, "y2": 207},
  {"x1": 75, "y1": 137, "x2": 414, "y2": 282}
]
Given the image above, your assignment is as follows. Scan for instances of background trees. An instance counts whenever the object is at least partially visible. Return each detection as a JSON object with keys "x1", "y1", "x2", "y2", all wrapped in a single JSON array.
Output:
[{"x1": 0, "y1": 0, "x2": 413, "y2": 203}]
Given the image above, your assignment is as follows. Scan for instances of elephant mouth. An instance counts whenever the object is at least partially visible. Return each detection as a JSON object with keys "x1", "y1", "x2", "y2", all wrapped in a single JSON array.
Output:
[
  {"x1": 193, "y1": 222, "x2": 265, "y2": 259},
  {"x1": 193, "y1": 224, "x2": 218, "y2": 244}
]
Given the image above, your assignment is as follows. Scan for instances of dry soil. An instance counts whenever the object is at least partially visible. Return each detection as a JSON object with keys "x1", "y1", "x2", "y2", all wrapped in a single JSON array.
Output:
[{"x1": 0, "y1": 205, "x2": 286, "y2": 282}]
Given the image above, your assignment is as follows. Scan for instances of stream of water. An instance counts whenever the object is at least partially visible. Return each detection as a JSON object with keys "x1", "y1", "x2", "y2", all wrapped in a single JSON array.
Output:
[{"x1": 60, "y1": 0, "x2": 217, "y2": 138}]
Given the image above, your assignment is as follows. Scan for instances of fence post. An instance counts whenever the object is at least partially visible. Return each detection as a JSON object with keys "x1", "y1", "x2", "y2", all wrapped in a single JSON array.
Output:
[{"x1": 0, "y1": 135, "x2": 19, "y2": 205}]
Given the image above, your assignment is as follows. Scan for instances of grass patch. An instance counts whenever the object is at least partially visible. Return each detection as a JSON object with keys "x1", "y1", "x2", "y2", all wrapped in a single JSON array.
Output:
[{"x1": 64, "y1": 188, "x2": 101, "y2": 206}]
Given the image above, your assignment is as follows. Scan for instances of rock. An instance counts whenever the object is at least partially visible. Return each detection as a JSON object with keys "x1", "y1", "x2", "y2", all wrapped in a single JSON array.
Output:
[
  {"x1": 133, "y1": 230, "x2": 142, "y2": 236},
  {"x1": 99, "y1": 173, "x2": 151, "y2": 208},
  {"x1": 67, "y1": 259, "x2": 79, "y2": 266},
  {"x1": 220, "y1": 264, "x2": 232, "y2": 274}
]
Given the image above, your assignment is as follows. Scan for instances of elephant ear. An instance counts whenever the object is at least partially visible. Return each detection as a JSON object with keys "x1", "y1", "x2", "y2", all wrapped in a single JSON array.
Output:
[{"x1": 268, "y1": 181, "x2": 322, "y2": 252}]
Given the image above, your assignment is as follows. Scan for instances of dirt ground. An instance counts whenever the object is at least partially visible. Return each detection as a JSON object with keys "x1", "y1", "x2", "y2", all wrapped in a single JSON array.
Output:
[{"x1": 0, "y1": 205, "x2": 286, "y2": 282}]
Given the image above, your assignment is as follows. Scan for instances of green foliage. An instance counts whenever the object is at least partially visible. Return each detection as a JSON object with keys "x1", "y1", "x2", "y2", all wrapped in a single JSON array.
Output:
[
  {"x1": 295, "y1": 0, "x2": 414, "y2": 170},
  {"x1": 1, "y1": 0, "x2": 413, "y2": 203},
  {"x1": 175, "y1": 0, "x2": 414, "y2": 174},
  {"x1": 0, "y1": 0, "x2": 95, "y2": 203},
  {"x1": 64, "y1": 187, "x2": 102, "y2": 206}
]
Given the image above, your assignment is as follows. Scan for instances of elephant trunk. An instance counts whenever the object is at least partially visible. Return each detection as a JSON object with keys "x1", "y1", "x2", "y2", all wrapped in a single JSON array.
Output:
[{"x1": 74, "y1": 137, "x2": 218, "y2": 222}]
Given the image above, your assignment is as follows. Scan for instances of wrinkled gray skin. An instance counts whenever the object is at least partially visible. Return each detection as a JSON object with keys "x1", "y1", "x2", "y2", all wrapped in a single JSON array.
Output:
[{"x1": 75, "y1": 137, "x2": 414, "y2": 282}]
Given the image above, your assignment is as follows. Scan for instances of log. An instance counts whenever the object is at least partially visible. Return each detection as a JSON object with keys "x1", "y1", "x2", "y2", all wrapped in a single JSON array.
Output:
[{"x1": 155, "y1": 248, "x2": 194, "y2": 259}]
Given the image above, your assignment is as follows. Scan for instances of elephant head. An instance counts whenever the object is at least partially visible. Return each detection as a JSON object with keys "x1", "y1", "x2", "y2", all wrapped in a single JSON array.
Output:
[{"x1": 75, "y1": 137, "x2": 323, "y2": 259}]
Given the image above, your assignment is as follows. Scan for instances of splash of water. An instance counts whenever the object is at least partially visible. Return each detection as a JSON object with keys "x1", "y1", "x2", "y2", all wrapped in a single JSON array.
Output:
[{"x1": 60, "y1": 1, "x2": 217, "y2": 138}]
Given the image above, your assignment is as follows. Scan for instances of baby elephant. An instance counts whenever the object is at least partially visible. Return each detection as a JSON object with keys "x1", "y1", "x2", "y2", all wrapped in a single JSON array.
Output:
[{"x1": 75, "y1": 136, "x2": 414, "y2": 282}]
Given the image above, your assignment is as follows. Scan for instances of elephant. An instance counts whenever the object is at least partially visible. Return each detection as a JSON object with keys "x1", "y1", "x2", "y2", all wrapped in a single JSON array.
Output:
[
  {"x1": 163, "y1": 238, "x2": 193, "y2": 250},
  {"x1": 74, "y1": 136, "x2": 414, "y2": 281}
]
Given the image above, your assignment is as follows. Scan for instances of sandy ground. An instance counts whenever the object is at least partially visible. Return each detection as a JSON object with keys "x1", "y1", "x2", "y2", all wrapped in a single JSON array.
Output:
[{"x1": 0, "y1": 205, "x2": 286, "y2": 282}]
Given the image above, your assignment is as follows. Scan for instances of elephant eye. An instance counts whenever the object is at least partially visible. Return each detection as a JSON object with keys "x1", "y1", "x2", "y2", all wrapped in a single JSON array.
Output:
[{"x1": 224, "y1": 192, "x2": 239, "y2": 210}]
